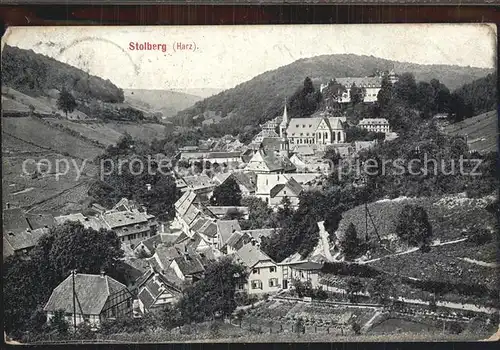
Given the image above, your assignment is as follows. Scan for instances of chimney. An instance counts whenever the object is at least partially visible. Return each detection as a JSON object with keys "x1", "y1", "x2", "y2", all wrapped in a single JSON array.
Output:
[{"x1": 100, "y1": 270, "x2": 105, "y2": 277}]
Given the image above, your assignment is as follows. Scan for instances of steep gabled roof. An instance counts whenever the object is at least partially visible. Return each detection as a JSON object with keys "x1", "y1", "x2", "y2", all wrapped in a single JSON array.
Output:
[
  {"x1": 232, "y1": 172, "x2": 256, "y2": 192},
  {"x1": 235, "y1": 243, "x2": 274, "y2": 268},
  {"x1": 199, "y1": 220, "x2": 218, "y2": 238},
  {"x1": 3, "y1": 227, "x2": 49, "y2": 252},
  {"x1": 270, "y1": 177, "x2": 303, "y2": 198},
  {"x1": 26, "y1": 213, "x2": 56, "y2": 230},
  {"x1": 175, "y1": 191, "x2": 197, "y2": 215},
  {"x1": 216, "y1": 220, "x2": 242, "y2": 245},
  {"x1": 44, "y1": 273, "x2": 129, "y2": 315},
  {"x1": 3, "y1": 208, "x2": 30, "y2": 233},
  {"x1": 101, "y1": 211, "x2": 148, "y2": 229},
  {"x1": 173, "y1": 253, "x2": 205, "y2": 276}
]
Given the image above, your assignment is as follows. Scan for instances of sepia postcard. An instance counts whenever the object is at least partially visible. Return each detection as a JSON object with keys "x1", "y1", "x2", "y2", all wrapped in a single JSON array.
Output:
[{"x1": 1, "y1": 24, "x2": 498, "y2": 344}]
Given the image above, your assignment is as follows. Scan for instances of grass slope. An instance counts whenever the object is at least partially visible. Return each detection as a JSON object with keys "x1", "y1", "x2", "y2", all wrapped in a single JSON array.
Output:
[
  {"x1": 1, "y1": 117, "x2": 104, "y2": 160},
  {"x1": 2, "y1": 86, "x2": 91, "y2": 119},
  {"x1": 442, "y1": 110, "x2": 497, "y2": 154},
  {"x1": 336, "y1": 194, "x2": 496, "y2": 242}
]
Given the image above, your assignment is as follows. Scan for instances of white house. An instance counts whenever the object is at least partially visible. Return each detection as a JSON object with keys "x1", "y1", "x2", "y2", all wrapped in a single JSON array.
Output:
[
  {"x1": 269, "y1": 178, "x2": 303, "y2": 208},
  {"x1": 255, "y1": 173, "x2": 317, "y2": 206},
  {"x1": 233, "y1": 243, "x2": 282, "y2": 295},
  {"x1": 245, "y1": 149, "x2": 296, "y2": 174},
  {"x1": 358, "y1": 118, "x2": 390, "y2": 134}
]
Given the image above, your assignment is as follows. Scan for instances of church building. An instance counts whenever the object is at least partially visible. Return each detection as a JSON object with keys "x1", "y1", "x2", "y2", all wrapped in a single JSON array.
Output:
[{"x1": 280, "y1": 104, "x2": 346, "y2": 146}]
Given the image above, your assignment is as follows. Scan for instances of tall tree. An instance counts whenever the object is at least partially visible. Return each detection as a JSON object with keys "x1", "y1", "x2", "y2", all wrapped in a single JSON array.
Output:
[
  {"x1": 288, "y1": 77, "x2": 322, "y2": 118},
  {"x1": 240, "y1": 197, "x2": 275, "y2": 230},
  {"x1": 395, "y1": 204, "x2": 433, "y2": 247},
  {"x1": 393, "y1": 72, "x2": 418, "y2": 105},
  {"x1": 56, "y1": 88, "x2": 77, "y2": 118},
  {"x1": 321, "y1": 79, "x2": 347, "y2": 111},
  {"x1": 350, "y1": 83, "x2": 365, "y2": 106},
  {"x1": 346, "y1": 277, "x2": 364, "y2": 303},
  {"x1": 368, "y1": 275, "x2": 396, "y2": 305},
  {"x1": 176, "y1": 258, "x2": 248, "y2": 323},
  {"x1": 210, "y1": 177, "x2": 242, "y2": 206},
  {"x1": 415, "y1": 81, "x2": 436, "y2": 118},
  {"x1": 340, "y1": 223, "x2": 360, "y2": 261},
  {"x1": 377, "y1": 74, "x2": 393, "y2": 109}
]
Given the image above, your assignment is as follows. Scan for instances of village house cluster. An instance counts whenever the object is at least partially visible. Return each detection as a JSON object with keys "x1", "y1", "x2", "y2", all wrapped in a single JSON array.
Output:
[{"x1": 3, "y1": 74, "x2": 400, "y2": 329}]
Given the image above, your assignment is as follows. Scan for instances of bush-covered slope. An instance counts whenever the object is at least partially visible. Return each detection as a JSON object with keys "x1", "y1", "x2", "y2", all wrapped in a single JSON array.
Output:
[
  {"x1": 175, "y1": 54, "x2": 493, "y2": 130},
  {"x1": 452, "y1": 73, "x2": 496, "y2": 116},
  {"x1": 1, "y1": 45, "x2": 124, "y2": 103}
]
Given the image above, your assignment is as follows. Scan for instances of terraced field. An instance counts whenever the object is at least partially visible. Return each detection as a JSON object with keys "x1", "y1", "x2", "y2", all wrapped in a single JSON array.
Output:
[
  {"x1": 45, "y1": 119, "x2": 171, "y2": 145},
  {"x1": 2, "y1": 117, "x2": 104, "y2": 160},
  {"x1": 46, "y1": 119, "x2": 124, "y2": 146},
  {"x1": 105, "y1": 121, "x2": 171, "y2": 143}
]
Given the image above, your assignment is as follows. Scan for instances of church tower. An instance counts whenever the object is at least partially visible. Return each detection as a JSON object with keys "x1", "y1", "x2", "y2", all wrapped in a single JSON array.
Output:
[{"x1": 279, "y1": 99, "x2": 290, "y2": 157}]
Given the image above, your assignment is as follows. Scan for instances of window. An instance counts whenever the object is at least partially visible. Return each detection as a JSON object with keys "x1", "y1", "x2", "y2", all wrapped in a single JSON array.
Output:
[
  {"x1": 251, "y1": 280, "x2": 263, "y2": 289},
  {"x1": 308, "y1": 124, "x2": 312, "y2": 128},
  {"x1": 252, "y1": 268, "x2": 260, "y2": 274},
  {"x1": 283, "y1": 190, "x2": 286, "y2": 195},
  {"x1": 269, "y1": 278, "x2": 278, "y2": 287},
  {"x1": 302, "y1": 125, "x2": 305, "y2": 128},
  {"x1": 295, "y1": 124, "x2": 299, "y2": 128},
  {"x1": 269, "y1": 266, "x2": 276, "y2": 273}
]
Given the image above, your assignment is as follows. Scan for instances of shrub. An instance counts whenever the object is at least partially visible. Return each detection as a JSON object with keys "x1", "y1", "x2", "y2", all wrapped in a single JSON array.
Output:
[
  {"x1": 209, "y1": 321, "x2": 220, "y2": 337},
  {"x1": 448, "y1": 321, "x2": 464, "y2": 334},
  {"x1": 351, "y1": 321, "x2": 362, "y2": 335},
  {"x1": 468, "y1": 228, "x2": 492, "y2": 245}
]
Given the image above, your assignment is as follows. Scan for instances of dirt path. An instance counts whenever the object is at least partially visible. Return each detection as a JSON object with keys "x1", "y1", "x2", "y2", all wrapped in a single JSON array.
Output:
[
  {"x1": 360, "y1": 237, "x2": 469, "y2": 264},
  {"x1": 361, "y1": 311, "x2": 383, "y2": 332},
  {"x1": 317, "y1": 221, "x2": 334, "y2": 261},
  {"x1": 459, "y1": 257, "x2": 498, "y2": 268}
]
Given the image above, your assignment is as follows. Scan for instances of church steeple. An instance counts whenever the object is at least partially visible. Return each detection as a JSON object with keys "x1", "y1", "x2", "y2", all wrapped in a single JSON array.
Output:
[
  {"x1": 279, "y1": 98, "x2": 290, "y2": 157},
  {"x1": 279, "y1": 98, "x2": 289, "y2": 138}
]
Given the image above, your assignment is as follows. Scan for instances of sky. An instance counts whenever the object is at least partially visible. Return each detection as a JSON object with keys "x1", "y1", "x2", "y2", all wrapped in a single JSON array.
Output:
[{"x1": 2, "y1": 24, "x2": 496, "y2": 92}]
